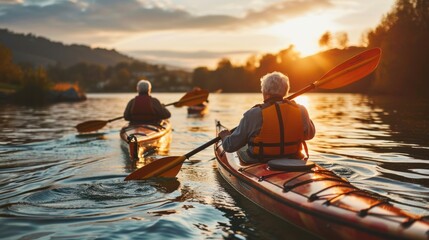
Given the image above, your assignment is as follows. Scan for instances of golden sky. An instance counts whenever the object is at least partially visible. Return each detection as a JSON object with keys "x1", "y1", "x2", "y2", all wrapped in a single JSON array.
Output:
[{"x1": 0, "y1": 0, "x2": 396, "y2": 68}]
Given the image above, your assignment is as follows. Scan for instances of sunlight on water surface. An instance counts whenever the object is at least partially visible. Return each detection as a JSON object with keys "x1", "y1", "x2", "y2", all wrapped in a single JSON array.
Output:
[{"x1": 0, "y1": 93, "x2": 428, "y2": 239}]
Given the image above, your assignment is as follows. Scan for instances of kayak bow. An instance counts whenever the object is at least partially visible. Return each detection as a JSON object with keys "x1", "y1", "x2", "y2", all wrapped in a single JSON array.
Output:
[{"x1": 120, "y1": 120, "x2": 172, "y2": 160}]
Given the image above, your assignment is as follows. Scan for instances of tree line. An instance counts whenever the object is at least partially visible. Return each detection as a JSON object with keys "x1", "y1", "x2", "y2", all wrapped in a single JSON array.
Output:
[
  {"x1": 46, "y1": 61, "x2": 191, "y2": 92},
  {"x1": 0, "y1": 43, "x2": 192, "y2": 104},
  {"x1": 367, "y1": 0, "x2": 429, "y2": 96},
  {"x1": 1, "y1": 0, "x2": 428, "y2": 104},
  {"x1": 192, "y1": 0, "x2": 429, "y2": 97},
  {"x1": 0, "y1": 44, "x2": 51, "y2": 104},
  {"x1": 192, "y1": 46, "x2": 371, "y2": 93}
]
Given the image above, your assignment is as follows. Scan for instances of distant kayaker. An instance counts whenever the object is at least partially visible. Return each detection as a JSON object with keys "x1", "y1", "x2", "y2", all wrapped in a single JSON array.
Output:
[
  {"x1": 124, "y1": 79, "x2": 171, "y2": 124},
  {"x1": 187, "y1": 87, "x2": 209, "y2": 113},
  {"x1": 218, "y1": 71, "x2": 315, "y2": 163}
]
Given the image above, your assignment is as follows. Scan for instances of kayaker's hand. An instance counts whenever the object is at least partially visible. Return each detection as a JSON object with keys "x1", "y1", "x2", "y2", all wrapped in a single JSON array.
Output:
[{"x1": 218, "y1": 130, "x2": 231, "y2": 140}]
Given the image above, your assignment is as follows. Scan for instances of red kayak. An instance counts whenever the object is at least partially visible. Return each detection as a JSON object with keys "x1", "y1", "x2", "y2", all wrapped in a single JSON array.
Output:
[
  {"x1": 120, "y1": 120, "x2": 172, "y2": 160},
  {"x1": 214, "y1": 123, "x2": 429, "y2": 240}
]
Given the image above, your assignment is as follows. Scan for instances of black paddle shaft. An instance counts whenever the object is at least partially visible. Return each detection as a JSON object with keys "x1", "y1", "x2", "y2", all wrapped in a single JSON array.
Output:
[{"x1": 108, "y1": 116, "x2": 124, "y2": 122}]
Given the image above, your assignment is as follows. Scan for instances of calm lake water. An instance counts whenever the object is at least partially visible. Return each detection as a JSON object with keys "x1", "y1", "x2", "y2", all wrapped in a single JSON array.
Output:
[{"x1": 0, "y1": 93, "x2": 428, "y2": 239}]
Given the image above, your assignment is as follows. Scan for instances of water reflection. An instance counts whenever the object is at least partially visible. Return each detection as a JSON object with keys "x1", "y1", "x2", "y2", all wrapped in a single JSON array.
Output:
[
  {"x1": 371, "y1": 95, "x2": 429, "y2": 149},
  {"x1": 213, "y1": 171, "x2": 320, "y2": 240},
  {"x1": 0, "y1": 93, "x2": 428, "y2": 239},
  {"x1": 294, "y1": 95, "x2": 310, "y2": 108},
  {"x1": 306, "y1": 93, "x2": 429, "y2": 215}
]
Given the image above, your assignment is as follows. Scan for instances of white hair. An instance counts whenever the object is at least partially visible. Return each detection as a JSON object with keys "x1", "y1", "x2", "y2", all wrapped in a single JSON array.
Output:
[
  {"x1": 260, "y1": 71, "x2": 289, "y2": 97},
  {"x1": 136, "y1": 79, "x2": 152, "y2": 94}
]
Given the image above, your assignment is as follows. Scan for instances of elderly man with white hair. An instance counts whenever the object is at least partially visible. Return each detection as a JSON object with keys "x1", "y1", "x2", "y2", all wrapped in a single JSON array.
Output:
[
  {"x1": 124, "y1": 79, "x2": 171, "y2": 124},
  {"x1": 218, "y1": 71, "x2": 315, "y2": 163}
]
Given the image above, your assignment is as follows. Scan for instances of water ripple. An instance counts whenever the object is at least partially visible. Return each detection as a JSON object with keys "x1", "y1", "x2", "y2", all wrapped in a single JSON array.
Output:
[{"x1": 0, "y1": 93, "x2": 428, "y2": 239}]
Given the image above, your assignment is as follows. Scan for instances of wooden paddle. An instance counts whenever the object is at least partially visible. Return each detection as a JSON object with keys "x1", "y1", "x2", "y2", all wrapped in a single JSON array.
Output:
[
  {"x1": 124, "y1": 48, "x2": 382, "y2": 181},
  {"x1": 75, "y1": 89, "x2": 209, "y2": 133}
]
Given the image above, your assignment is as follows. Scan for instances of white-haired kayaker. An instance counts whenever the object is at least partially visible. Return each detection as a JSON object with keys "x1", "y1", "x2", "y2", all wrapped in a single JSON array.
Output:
[
  {"x1": 124, "y1": 79, "x2": 171, "y2": 124},
  {"x1": 218, "y1": 71, "x2": 315, "y2": 163}
]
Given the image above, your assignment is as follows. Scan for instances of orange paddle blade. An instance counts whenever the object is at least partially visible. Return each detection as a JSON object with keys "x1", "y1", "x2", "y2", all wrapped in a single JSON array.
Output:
[
  {"x1": 75, "y1": 116, "x2": 123, "y2": 133},
  {"x1": 316, "y1": 48, "x2": 382, "y2": 89},
  {"x1": 173, "y1": 89, "x2": 209, "y2": 107},
  {"x1": 124, "y1": 156, "x2": 186, "y2": 180},
  {"x1": 75, "y1": 120, "x2": 108, "y2": 133}
]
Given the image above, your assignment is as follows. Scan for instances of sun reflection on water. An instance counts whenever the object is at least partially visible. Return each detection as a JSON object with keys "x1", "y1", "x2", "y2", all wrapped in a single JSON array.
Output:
[
  {"x1": 0, "y1": 93, "x2": 428, "y2": 239},
  {"x1": 294, "y1": 95, "x2": 310, "y2": 108}
]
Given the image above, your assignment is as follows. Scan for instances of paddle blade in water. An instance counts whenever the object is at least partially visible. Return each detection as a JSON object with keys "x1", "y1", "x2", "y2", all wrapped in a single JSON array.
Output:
[
  {"x1": 316, "y1": 48, "x2": 382, "y2": 89},
  {"x1": 124, "y1": 156, "x2": 186, "y2": 180},
  {"x1": 75, "y1": 120, "x2": 107, "y2": 133},
  {"x1": 174, "y1": 89, "x2": 209, "y2": 107}
]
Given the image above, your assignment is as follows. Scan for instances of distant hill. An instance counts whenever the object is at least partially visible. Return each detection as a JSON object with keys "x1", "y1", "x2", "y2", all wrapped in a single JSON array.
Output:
[
  {"x1": 0, "y1": 29, "x2": 134, "y2": 67},
  {"x1": 289, "y1": 46, "x2": 371, "y2": 92},
  {"x1": 191, "y1": 46, "x2": 375, "y2": 93}
]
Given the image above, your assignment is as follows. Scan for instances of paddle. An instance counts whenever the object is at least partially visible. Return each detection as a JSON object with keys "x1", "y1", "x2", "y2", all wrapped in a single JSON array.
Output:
[
  {"x1": 173, "y1": 88, "x2": 209, "y2": 107},
  {"x1": 75, "y1": 89, "x2": 209, "y2": 133},
  {"x1": 124, "y1": 47, "x2": 382, "y2": 181}
]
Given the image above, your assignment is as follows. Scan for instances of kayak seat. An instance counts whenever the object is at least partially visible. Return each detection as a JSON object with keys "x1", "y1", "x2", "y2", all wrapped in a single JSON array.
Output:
[
  {"x1": 143, "y1": 125, "x2": 161, "y2": 132},
  {"x1": 237, "y1": 148, "x2": 259, "y2": 164},
  {"x1": 127, "y1": 133, "x2": 147, "y2": 143},
  {"x1": 268, "y1": 159, "x2": 315, "y2": 171}
]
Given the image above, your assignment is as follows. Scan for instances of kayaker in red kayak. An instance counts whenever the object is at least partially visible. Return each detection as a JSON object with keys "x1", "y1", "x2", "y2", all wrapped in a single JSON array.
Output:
[
  {"x1": 124, "y1": 79, "x2": 171, "y2": 124},
  {"x1": 218, "y1": 71, "x2": 315, "y2": 163}
]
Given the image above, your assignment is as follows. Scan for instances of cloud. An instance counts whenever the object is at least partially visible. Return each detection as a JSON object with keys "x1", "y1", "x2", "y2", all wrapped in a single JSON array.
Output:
[
  {"x1": 243, "y1": 0, "x2": 331, "y2": 24},
  {"x1": 0, "y1": 0, "x2": 332, "y2": 35},
  {"x1": 127, "y1": 49, "x2": 256, "y2": 59}
]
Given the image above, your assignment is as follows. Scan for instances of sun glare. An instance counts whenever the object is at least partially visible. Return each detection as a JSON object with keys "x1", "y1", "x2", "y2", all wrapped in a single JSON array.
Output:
[
  {"x1": 265, "y1": 15, "x2": 338, "y2": 56},
  {"x1": 294, "y1": 95, "x2": 310, "y2": 109}
]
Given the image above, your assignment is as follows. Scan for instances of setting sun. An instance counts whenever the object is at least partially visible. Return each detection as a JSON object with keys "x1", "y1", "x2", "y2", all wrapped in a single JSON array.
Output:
[{"x1": 264, "y1": 14, "x2": 339, "y2": 56}]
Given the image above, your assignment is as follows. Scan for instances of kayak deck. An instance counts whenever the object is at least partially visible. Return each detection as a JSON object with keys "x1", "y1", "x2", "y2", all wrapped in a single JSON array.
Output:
[
  {"x1": 214, "y1": 126, "x2": 429, "y2": 239},
  {"x1": 120, "y1": 120, "x2": 172, "y2": 160}
]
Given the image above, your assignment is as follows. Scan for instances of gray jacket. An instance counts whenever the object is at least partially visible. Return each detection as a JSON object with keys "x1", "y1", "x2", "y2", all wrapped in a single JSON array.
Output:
[{"x1": 222, "y1": 100, "x2": 315, "y2": 153}]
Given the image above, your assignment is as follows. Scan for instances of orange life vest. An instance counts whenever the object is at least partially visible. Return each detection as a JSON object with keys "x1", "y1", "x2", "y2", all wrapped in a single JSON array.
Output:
[
  {"x1": 248, "y1": 100, "x2": 305, "y2": 159},
  {"x1": 130, "y1": 95, "x2": 158, "y2": 122}
]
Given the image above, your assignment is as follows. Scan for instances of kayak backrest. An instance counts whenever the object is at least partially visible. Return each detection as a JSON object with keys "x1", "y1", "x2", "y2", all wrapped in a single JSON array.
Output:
[{"x1": 268, "y1": 159, "x2": 315, "y2": 171}]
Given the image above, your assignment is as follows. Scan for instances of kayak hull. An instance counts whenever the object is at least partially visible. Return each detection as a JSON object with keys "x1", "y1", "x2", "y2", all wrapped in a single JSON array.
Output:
[
  {"x1": 214, "y1": 124, "x2": 429, "y2": 240},
  {"x1": 120, "y1": 120, "x2": 172, "y2": 160},
  {"x1": 187, "y1": 104, "x2": 208, "y2": 115}
]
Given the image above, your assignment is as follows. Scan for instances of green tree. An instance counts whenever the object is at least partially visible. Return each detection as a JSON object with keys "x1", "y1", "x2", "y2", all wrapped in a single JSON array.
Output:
[
  {"x1": 368, "y1": 0, "x2": 429, "y2": 96},
  {"x1": 0, "y1": 44, "x2": 22, "y2": 85},
  {"x1": 14, "y1": 67, "x2": 51, "y2": 104}
]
